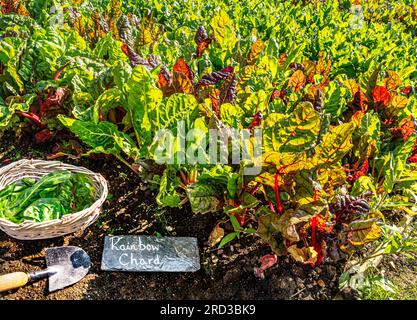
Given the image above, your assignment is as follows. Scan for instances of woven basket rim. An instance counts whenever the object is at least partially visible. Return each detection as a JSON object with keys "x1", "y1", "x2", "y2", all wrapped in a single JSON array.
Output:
[{"x1": 0, "y1": 158, "x2": 108, "y2": 228}]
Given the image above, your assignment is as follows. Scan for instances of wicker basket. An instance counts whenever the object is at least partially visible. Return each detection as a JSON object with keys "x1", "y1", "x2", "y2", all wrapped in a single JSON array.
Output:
[{"x1": 0, "y1": 159, "x2": 108, "y2": 240}]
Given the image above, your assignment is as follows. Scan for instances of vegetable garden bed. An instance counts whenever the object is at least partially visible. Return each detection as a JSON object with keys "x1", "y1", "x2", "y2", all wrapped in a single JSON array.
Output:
[
  {"x1": 0, "y1": 131, "x2": 342, "y2": 300},
  {"x1": 1, "y1": 0, "x2": 417, "y2": 300}
]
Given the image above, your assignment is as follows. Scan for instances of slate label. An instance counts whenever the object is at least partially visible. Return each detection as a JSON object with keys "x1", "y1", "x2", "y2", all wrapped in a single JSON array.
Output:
[{"x1": 101, "y1": 236, "x2": 200, "y2": 272}]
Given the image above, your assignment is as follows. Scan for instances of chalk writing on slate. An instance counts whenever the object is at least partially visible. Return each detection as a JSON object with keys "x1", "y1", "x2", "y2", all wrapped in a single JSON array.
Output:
[{"x1": 101, "y1": 236, "x2": 200, "y2": 272}]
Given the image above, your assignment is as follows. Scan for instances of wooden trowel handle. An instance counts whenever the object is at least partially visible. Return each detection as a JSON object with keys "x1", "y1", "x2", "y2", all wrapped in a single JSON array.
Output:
[{"x1": 0, "y1": 272, "x2": 30, "y2": 292}]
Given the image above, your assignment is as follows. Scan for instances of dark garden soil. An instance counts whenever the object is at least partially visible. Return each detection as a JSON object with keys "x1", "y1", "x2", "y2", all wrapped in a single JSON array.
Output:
[{"x1": 0, "y1": 131, "x2": 343, "y2": 300}]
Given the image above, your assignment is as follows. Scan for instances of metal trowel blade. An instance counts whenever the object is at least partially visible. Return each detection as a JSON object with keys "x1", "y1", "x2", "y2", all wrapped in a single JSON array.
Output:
[{"x1": 45, "y1": 246, "x2": 91, "y2": 292}]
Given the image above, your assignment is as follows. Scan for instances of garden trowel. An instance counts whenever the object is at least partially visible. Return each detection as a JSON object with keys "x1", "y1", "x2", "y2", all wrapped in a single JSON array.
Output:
[{"x1": 0, "y1": 246, "x2": 90, "y2": 293}]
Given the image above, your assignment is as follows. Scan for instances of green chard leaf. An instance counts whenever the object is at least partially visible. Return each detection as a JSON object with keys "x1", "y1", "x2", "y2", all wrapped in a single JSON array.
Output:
[
  {"x1": 58, "y1": 116, "x2": 139, "y2": 161},
  {"x1": 263, "y1": 102, "x2": 321, "y2": 153}
]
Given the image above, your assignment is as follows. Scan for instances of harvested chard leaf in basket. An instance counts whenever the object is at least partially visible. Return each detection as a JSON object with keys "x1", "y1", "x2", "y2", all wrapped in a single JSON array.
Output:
[{"x1": 0, "y1": 171, "x2": 95, "y2": 224}]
